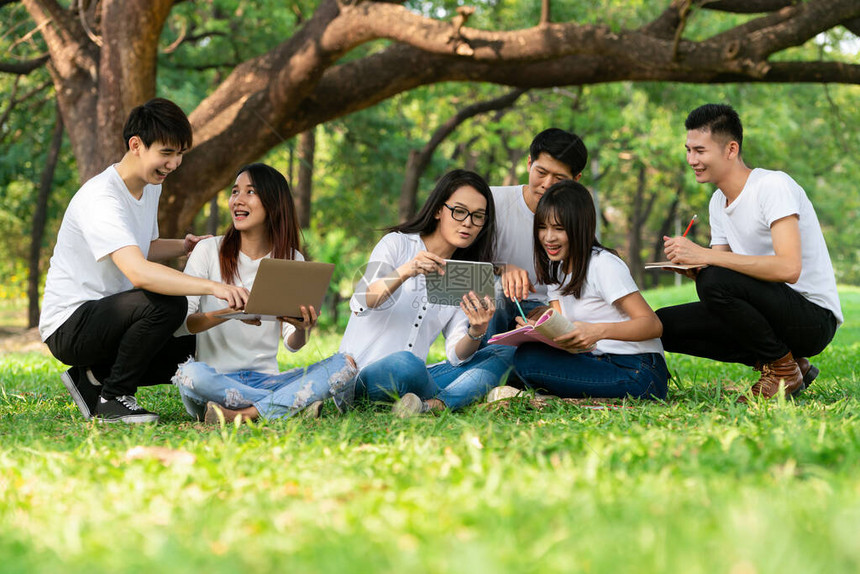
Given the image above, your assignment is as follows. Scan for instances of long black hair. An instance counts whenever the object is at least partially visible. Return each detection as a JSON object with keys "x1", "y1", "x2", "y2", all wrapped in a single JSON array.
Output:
[
  {"x1": 388, "y1": 169, "x2": 496, "y2": 263},
  {"x1": 533, "y1": 180, "x2": 616, "y2": 298},
  {"x1": 219, "y1": 163, "x2": 301, "y2": 285}
]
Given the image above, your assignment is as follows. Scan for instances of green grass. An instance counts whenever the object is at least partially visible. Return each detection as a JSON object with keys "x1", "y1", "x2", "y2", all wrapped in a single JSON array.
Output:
[{"x1": 1, "y1": 286, "x2": 859, "y2": 573}]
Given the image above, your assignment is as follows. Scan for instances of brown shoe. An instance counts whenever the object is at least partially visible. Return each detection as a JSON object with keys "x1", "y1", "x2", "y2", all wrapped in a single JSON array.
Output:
[
  {"x1": 739, "y1": 352, "x2": 804, "y2": 402},
  {"x1": 793, "y1": 357, "x2": 819, "y2": 394}
]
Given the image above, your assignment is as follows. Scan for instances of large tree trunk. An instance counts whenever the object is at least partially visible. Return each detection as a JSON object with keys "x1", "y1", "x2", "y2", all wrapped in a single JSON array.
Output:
[{"x1": 28, "y1": 105, "x2": 64, "y2": 328}]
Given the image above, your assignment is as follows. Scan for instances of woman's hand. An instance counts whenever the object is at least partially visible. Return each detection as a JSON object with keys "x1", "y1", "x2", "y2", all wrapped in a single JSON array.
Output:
[
  {"x1": 207, "y1": 306, "x2": 260, "y2": 326},
  {"x1": 279, "y1": 305, "x2": 318, "y2": 332},
  {"x1": 460, "y1": 291, "x2": 495, "y2": 339},
  {"x1": 403, "y1": 251, "x2": 447, "y2": 278},
  {"x1": 282, "y1": 306, "x2": 318, "y2": 351},
  {"x1": 554, "y1": 321, "x2": 600, "y2": 352}
]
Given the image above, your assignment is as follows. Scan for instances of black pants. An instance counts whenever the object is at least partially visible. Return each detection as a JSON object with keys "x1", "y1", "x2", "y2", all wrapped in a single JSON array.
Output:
[
  {"x1": 656, "y1": 266, "x2": 837, "y2": 367},
  {"x1": 45, "y1": 289, "x2": 195, "y2": 399}
]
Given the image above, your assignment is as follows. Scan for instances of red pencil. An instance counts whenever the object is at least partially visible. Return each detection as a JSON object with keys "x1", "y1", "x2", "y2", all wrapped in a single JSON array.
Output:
[{"x1": 682, "y1": 214, "x2": 698, "y2": 237}]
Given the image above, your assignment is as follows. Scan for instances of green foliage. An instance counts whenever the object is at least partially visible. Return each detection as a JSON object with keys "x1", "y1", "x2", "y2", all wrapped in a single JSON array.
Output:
[
  {"x1": 1, "y1": 286, "x2": 860, "y2": 572},
  {"x1": 2, "y1": 0, "x2": 859, "y2": 309}
]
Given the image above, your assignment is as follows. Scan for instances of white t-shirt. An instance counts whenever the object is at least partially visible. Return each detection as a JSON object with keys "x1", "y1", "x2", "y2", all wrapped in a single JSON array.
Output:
[
  {"x1": 547, "y1": 249, "x2": 664, "y2": 356},
  {"x1": 491, "y1": 185, "x2": 547, "y2": 300},
  {"x1": 338, "y1": 232, "x2": 473, "y2": 370},
  {"x1": 40, "y1": 165, "x2": 160, "y2": 341},
  {"x1": 709, "y1": 168, "x2": 843, "y2": 326},
  {"x1": 174, "y1": 236, "x2": 302, "y2": 375}
]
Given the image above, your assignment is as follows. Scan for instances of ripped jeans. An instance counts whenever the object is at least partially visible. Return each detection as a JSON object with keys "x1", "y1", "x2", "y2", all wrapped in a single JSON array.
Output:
[{"x1": 172, "y1": 353, "x2": 357, "y2": 420}]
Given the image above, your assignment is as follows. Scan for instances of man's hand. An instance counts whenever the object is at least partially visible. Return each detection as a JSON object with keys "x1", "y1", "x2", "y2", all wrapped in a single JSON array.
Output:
[
  {"x1": 211, "y1": 283, "x2": 249, "y2": 309},
  {"x1": 184, "y1": 233, "x2": 212, "y2": 256},
  {"x1": 501, "y1": 264, "x2": 535, "y2": 302},
  {"x1": 663, "y1": 235, "x2": 708, "y2": 266}
]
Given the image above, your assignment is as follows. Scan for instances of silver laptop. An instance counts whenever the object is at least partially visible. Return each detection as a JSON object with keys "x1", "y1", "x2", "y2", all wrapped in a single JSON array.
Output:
[
  {"x1": 221, "y1": 258, "x2": 335, "y2": 321},
  {"x1": 425, "y1": 259, "x2": 495, "y2": 306}
]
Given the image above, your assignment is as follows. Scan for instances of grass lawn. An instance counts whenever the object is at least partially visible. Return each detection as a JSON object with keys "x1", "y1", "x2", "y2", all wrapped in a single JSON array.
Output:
[{"x1": 1, "y1": 284, "x2": 858, "y2": 573}]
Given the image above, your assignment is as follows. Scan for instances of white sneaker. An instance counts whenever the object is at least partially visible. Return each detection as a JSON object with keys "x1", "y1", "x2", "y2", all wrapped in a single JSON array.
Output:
[
  {"x1": 392, "y1": 393, "x2": 429, "y2": 418},
  {"x1": 487, "y1": 385, "x2": 522, "y2": 403}
]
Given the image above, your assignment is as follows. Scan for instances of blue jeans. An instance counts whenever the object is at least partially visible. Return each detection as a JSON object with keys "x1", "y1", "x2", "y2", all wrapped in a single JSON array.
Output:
[
  {"x1": 355, "y1": 346, "x2": 516, "y2": 411},
  {"x1": 513, "y1": 343, "x2": 669, "y2": 400},
  {"x1": 172, "y1": 353, "x2": 357, "y2": 420}
]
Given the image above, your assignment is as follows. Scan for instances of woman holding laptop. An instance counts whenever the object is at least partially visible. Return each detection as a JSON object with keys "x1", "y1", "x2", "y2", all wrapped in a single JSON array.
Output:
[
  {"x1": 172, "y1": 163, "x2": 357, "y2": 422},
  {"x1": 340, "y1": 169, "x2": 515, "y2": 416}
]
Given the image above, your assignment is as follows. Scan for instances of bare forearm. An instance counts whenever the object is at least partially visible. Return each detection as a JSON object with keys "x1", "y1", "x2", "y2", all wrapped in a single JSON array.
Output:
[
  {"x1": 186, "y1": 312, "x2": 228, "y2": 334},
  {"x1": 595, "y1": 316, "x2": 662, "y2": 342},
  {"x1": 704, "y1": 250, "x2": 800, "y2": 283},
  {"x1": 148, "y1": 239, "x2": 186, "y2": 262},
  {"x1": 127, "y1": 260, "x2": 218, "y2": 296},
  {"x1": 286, "y1": 327, "x2": 308, "y2": 350},
  {"x1": 454, "y1": 333, "x2": 481, "y2": 361}
]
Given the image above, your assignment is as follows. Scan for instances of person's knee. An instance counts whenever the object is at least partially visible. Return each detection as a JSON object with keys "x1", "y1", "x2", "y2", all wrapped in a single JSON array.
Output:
[
  {"x1": 171, "y1": 359, "x2": 210, "y2": 391},
  {"x1": 695, "y1": 266, "x2": 737, "y2": 302},
  {"x1": 143, "y1": 291, "x2": 189, "y2": 328}
]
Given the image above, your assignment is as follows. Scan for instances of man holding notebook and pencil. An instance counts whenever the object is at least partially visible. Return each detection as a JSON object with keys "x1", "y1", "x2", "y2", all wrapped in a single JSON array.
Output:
[{"x1": 656, "y1": 104, "x2": 842, "y2": 401}]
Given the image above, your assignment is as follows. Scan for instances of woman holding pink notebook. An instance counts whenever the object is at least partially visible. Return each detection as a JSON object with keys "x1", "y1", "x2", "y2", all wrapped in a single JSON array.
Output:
[{"x1": 498, "y1": 180, "x2": 669, "y2": 400}]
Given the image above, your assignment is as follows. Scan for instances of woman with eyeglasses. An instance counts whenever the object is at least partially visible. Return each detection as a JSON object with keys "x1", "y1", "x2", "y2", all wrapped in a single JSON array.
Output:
[{"x1": 338, "y1": 169, "x2": 515, "y2": 416}]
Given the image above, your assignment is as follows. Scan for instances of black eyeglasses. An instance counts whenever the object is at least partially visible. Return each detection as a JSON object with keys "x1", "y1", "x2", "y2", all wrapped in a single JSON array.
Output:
[{"x1": 443, "y1": 203, "x2": 487, "y2": 227}]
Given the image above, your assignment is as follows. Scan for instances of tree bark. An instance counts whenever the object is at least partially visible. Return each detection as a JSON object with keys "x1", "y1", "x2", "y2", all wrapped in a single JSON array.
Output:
[
  {"x1": 28, "y1": 105, "x2": 64, "y2": 328},
  {"x1": 295, "y1": 128, "x2": 316, "y2": 229}
]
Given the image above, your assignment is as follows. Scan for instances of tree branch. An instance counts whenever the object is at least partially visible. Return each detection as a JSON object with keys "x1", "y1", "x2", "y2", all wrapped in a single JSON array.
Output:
[
  {"x1": 0, "y1": 54, "x2": 49, "y2": 74},
  {"x1": 540, "y1": 0, "x2": 550, "y2": 25},
  {"x1": 699, "y1": 0, "x2": 801, "y2": 13}
]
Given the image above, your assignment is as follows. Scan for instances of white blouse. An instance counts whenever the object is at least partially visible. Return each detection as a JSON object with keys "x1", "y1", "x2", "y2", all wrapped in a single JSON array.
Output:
[{"x1": 338, "y1": 232, "x2": 473, "y2": 370}]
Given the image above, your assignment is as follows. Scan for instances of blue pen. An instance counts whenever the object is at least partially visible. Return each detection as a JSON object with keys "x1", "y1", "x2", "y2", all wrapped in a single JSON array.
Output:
[{"x1": 513, "y1": 298, "x2": 528, "y2": 323}]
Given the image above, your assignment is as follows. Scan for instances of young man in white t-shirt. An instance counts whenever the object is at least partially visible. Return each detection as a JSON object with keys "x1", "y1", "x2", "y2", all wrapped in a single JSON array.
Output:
[
  {"x1": 486, "y1": 128, "x2": 588, "y2": 339},
  {"x1": 657, "y1": 103, "x2": 842, "y2": 401},
  {"x1": 40, "y1": 98, "x2": 249, "y2": 423}
]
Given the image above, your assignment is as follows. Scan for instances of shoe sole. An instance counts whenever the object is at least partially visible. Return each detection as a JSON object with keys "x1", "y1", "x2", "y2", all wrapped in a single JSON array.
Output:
[
  {"x1": 61, "y1": 370, "x2": 93, "y2": 420},
  {"x1": 792, "y1": 364, "x2": 820, "y2": 396},
  {"x1": 94, "y1": 414, "x2": 159, "y2": 424}
]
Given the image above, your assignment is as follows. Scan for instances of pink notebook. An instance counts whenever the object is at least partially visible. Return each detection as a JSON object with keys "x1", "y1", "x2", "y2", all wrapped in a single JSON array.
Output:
[{"x1": 487, "y1": 311, "x2": 568, "y2": 351}]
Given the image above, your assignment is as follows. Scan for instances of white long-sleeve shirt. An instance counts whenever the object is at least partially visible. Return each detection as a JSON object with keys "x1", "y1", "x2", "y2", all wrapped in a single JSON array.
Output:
[{"x1": 338, "y1": 232, "x2": 473, "y2": 370}]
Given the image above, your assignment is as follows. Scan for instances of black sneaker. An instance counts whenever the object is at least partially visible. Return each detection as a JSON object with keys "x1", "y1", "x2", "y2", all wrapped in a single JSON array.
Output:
[
  {"x1": 95, "y1": 395, "x2": 159, "y2": 424},
  {"x1": 60, "y1": 367, "x2": 102, "y2": 420}
]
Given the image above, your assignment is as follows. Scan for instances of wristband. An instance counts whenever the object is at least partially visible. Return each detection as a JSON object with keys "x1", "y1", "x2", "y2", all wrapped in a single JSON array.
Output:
[{"x1": 466, "y1": 327, "x2": 485, "y2": 341}]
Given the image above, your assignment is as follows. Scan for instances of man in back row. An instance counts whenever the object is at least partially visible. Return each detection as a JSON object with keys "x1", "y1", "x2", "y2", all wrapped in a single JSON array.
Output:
[
  {"x1": 658, "y1": 103, "x2": 842, "y2": 400},
  {"x1": 40, "y1": 98, "x2": 249, "y2": 424},
  {"x1": 486, "y1": 128, "x2": 589, "y2": 339}
]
